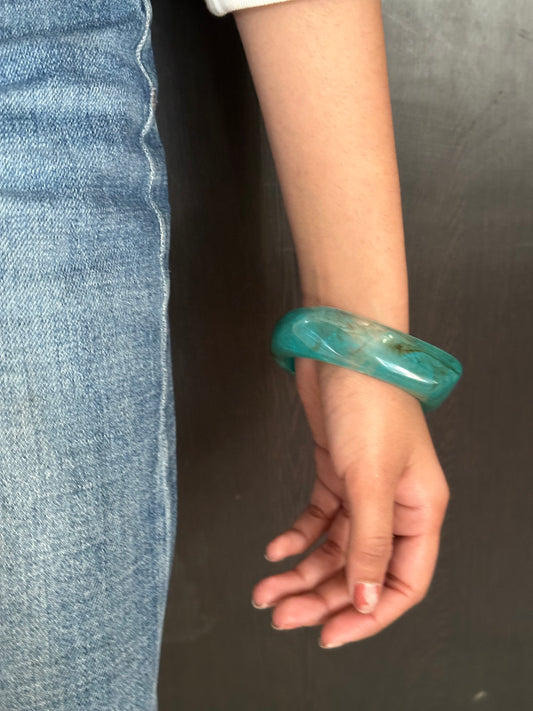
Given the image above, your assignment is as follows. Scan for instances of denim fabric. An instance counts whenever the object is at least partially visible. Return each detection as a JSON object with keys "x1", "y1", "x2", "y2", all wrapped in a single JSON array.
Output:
[{"x1": 0, "y1": 1, "x2": 177, "y2": 708}]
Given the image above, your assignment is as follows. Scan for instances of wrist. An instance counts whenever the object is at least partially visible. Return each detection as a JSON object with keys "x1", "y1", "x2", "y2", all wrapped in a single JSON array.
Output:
[{"x1": 296, "y1": 233, "x2": 410, "y2": 335}]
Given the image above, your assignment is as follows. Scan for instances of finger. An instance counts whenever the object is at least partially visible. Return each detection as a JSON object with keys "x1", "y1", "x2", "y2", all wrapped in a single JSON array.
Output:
[
  {"x1": 253, "y1": 501, "x2": 350, "y2": 609},
  {"x1": 271, "y1": 478, "x2": 445, "y2": 634},
  {"x1": 270, "y1": 568, "x2": 349, "y2": 629},
  {"x1": 265, "y1": 471, "x2": 340, "y2": 562},
  {"x1": 344, "y1": 469, "x2": 396, "y2": 614},
  {"x1": 318, "y1": 531, "x2": 441, "y2": 647}
]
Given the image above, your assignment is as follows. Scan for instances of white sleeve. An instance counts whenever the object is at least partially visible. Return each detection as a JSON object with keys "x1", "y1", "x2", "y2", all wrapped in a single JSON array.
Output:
[{"x1": 205, "y1": 0, "x2": 295, "y2": 17}]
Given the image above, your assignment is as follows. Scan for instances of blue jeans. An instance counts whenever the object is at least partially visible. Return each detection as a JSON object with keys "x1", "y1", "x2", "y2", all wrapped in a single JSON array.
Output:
[{"x1": 0, "y1": 1, "x2": 177, "y2": 708}]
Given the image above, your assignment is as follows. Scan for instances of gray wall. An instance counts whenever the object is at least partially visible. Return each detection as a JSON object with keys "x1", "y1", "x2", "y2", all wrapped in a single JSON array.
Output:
[{"x1": 151, "y1": 1, "x2": 532, "y2": 708}]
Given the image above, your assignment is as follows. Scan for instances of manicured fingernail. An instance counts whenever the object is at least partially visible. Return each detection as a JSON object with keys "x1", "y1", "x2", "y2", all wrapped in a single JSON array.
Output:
[
  {"x1": 271, "y1": 621, "x2": 284, "y2": 630},
  {"x1": 353, "y1": 582, "x2": 381, "y2": 614}
]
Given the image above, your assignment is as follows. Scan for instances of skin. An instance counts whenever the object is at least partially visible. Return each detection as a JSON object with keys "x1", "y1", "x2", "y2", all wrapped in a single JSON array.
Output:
[{"x1": 233, "y1": 0, "x2": 450, "y2": 648}]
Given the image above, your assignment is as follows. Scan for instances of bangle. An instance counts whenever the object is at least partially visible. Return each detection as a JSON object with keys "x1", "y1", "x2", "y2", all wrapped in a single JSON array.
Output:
[{"x1": 270, "y1": 306, "x2": 463, "y2": 412}]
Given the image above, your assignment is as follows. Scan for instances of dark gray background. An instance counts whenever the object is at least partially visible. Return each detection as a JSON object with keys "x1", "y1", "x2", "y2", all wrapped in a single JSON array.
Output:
[{"x1": 151, "y1": 1, "x2": 532, "y2": 708}]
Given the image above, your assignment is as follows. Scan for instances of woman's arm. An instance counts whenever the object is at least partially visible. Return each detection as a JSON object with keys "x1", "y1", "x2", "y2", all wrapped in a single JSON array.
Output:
[
  {"x1": 233, "y1": 0, "x2": 409, "y2": 333},
  {"x1": 235, "y1": 0, "x2": 450, "y2": 642}
]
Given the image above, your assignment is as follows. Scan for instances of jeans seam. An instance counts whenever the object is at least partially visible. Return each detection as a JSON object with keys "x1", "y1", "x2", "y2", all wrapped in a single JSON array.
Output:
[{"x1": 134, "y1": 0, "x2": 172, "y2": 589}]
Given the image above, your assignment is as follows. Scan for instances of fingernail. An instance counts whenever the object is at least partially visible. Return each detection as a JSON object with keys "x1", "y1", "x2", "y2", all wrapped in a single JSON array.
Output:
[
  {"x1": 353, "y1": 582, "x2": 381, "y2": 614},
  {"x1": 251, "y1": 597, "x2": 271, "y2": 609},
  {"x1": 319, "y1": 639, "x2": 344, "y2": 649}
]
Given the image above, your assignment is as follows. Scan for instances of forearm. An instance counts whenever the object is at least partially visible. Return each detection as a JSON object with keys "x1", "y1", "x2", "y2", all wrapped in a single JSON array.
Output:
[{"x1": 233, "y1": 0, "x2": 409, "y2": 332}]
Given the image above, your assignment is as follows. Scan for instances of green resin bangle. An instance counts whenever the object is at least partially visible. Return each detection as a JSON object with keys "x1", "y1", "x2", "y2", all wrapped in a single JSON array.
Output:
[{"x1": 270, "y1": 306, "x2": 463, "y2": 413}]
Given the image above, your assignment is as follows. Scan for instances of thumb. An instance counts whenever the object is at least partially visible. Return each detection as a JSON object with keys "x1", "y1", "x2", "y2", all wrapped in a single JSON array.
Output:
[{"x1": 344, "y1": 470, "x2": 395, "y2": 614}]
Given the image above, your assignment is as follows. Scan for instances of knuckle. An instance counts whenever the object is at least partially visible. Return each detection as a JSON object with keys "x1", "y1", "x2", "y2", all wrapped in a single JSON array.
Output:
[
  {"x1": 436, "y1": 491, "x2": 450, "y2": 518},
  {"x1": 416, "y1": 481, "x2": 451, "y2": 532},
  {"x1": 319, "y1": 537, "x2": 343, "y2": 559},
  {"x1": 412, "y1": 583, "x2": 430, "y2": 605},
  {"x1": 356, "y1": 535, "x2": 393, "y2": 563},
  {"x1": 306, "y1": 503, "x2": 329, "y2": 522},
  {"x1": 338, "y1": 502, "x2": 351, "y2": 519},
  {"x1": 428, "y1": 485, "x2": 451, "y2": 527},
  {"x1": 385, "y1": 570, "x2": 428, "y2": 606},
  {"x1": 384, "y1": 570, "x2": 413, "y2": 598},
  {"x1": 341, "y1": 460, "x2": 370, "y2": 488},
  {"x1": 435, "y1": 479, "x2": 451, "y2": 506}
]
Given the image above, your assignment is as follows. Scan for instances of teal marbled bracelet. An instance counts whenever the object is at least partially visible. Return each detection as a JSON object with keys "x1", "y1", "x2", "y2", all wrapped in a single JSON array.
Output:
[{"x1": 270, "y1": 306, "x2": 463, "y2": 413}]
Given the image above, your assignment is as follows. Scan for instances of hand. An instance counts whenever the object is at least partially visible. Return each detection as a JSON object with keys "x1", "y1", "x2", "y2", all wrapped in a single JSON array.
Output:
[{"x1": 251, "y1": 356, "x2": 450, "y2": 648}]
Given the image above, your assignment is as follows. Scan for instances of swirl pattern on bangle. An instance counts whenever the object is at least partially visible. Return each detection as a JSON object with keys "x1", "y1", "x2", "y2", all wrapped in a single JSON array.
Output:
[{"x1": 270, "y1": 306, "x2": 463, "y2": 412}]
